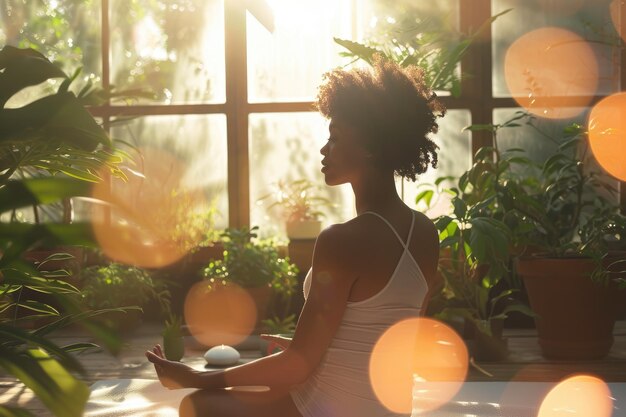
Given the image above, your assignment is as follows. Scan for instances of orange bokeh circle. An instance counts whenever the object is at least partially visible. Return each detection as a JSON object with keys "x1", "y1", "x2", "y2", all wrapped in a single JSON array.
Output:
[
  {"x1": 588, "y1": 92, "x2": 626, "y2": 181},
  {"x1": 369, "y1": 317, "x2": 468, "y2": 414},
  {"x1": 538, "y1": 0, "x2": 584, "y2": 16},
  {"x1": 505, "y1": 27, "x2": 598, "y2": 119},
  {"x1": 184, "y1": 281, "x2": 257, "y2": 347},
  {"x1": 91, "y1": 147, "x2": 206, "y2": 268},
  {"x1": 610, "y1": 0, "x2": 625, "y2": 42},
  {"x1": 538, "y1": 374, "x2": 613, "y2": 417}
]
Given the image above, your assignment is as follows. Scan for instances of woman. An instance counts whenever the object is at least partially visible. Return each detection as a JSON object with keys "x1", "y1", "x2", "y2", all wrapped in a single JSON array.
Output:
[{"x1": 146, "y1": 56, "x2": 445, "y2": 417}]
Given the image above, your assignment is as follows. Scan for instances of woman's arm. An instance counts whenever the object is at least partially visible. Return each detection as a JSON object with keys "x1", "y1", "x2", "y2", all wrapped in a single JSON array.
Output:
[{"x1": 147, "y1": 225, "x2": 356, "y2": 390}]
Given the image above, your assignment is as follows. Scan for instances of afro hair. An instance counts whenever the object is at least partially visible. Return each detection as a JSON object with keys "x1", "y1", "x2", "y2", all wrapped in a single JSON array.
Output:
[{"x1": 315, "y1": 56, "x2": 445, "y2": 181}]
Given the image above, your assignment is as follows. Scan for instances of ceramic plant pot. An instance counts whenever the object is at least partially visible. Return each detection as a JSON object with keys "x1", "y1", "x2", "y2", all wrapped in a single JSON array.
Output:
[{"x1": 516, "y1": 256, "x2": 621, "y2": 360}]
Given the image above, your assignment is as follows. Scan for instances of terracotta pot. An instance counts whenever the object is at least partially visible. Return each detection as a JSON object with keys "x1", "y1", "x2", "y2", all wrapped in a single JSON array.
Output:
[{"x1": 516, "y1": 256, "x2": 622, "y2": 360}]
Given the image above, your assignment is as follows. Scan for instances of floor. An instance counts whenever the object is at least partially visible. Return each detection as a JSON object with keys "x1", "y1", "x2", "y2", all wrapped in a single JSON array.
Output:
[{"x1": 2, "y1": 320, "x2": 626, "y2": 416}]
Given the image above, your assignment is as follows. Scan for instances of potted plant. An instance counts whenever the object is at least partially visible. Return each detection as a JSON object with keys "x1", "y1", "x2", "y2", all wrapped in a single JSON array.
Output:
[
  {"x1": 419, "y1": 156, "x2": 536, "y2": 360},
  {"x1": 414, "y1": 111, "x2": 542, "y2": 361},
  {"x1": 259, "y1": 179, "x2": 333, "y2": 240},
  {"x1": 0, "y1": 45, "x2": 139, "y2": 417},
  {"x1": 200, "y1": 226, "x2": 299, "y2": 330},
  {"x1": 79, "y1": 263, "x2": 172, "y2": 331},
  {"x1": 507, "y1": 119, "x2": 626, "y2": 359},
  {"x1": 162, "y1": 314, "x2": 185, "y2": 361}
]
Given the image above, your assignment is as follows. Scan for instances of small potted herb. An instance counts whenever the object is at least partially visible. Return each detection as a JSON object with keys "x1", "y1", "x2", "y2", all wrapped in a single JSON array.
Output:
[
  {"x1": 162, "y1": 314, "x2": 185, "y2": 361},
  {"x1": 259, "y1": 179, "x2": 333, "y2": 240}
]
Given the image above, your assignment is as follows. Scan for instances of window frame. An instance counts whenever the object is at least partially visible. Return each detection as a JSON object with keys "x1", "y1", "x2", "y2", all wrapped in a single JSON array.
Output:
[{"x1": 89, "y1": 0, "x2": 626, "y2": 229}]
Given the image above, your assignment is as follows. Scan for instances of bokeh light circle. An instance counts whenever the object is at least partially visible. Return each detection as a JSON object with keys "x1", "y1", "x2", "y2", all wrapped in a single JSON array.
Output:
[
  {"x1": 538, "y1": 0, "x2": 584, "y2": 16},
  {"x1": 184, "y1": 281, "x2": 257, "y2": 347},
  {"x1": 610, "y1": 0, "x2": 626, "y2": 42},
  {"x1": 588, "y1": 92, "x2": 626, "y2": 181},
  {"x1": 91, "y1": 147, "x2": 207, "y2": 268},
  {"x1": 369, "y1": 318, "x2": 468, "y2": 414},
  {"x1": 538, "y1": 374, "x2": 613, "y2": 417},
  {"x1": 504, "y1": 27, "x2": 598, "y2": 119}
]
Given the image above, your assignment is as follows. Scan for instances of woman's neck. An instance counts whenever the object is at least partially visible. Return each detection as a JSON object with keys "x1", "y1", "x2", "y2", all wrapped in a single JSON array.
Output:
[{"x1": 352, "y1": 170, "x2": 403, "y2": 215}]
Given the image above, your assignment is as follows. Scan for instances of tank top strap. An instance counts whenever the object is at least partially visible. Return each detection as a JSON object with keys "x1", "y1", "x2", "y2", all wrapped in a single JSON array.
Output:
[{"x1": 360, "y1": 211, "x2": 415, "y2": 249}]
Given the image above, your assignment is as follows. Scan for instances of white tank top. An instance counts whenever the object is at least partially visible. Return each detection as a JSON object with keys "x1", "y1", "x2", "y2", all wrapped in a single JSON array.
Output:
[{"x1": 290, "y1": 211, "x2": 429, "y2": 417}]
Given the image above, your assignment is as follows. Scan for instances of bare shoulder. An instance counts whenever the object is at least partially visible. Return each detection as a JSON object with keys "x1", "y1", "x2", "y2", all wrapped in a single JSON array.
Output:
[
  {"x1": 312, "y1": 218, "x2": 370, "y2": 272},
  {"x1": 314, "y1": 221, "x2": 359, "y2": 258},
  {"x1": 413, "y1": 210, "x2": 438, "y2": 242}
]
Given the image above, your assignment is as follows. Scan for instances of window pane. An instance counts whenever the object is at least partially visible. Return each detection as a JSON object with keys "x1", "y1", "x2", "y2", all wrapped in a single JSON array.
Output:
[
  {"x1": 494, "y1": 108, "x2": 619, "y2": 204},
  {"x1": 110, "y1": 0, "x2": 225, "y2": 104},
  {"x1": 246, "y1": 0, "x2": 353, "y2": 103},
  {"x1": 401, "y1": 110, "x2": 472, "y2": 217},
  {"x1": 1, "y1": 0, "x2": 101, "y2": 107},
  {"x1": 492, "y1": 0, "x2": 620, "y2": 98},
  {"x1": 106, "y1": 115, "x2": 229, "y2": 228},
  {"x1": 249, "y1": 113, "x2": 353, "y2": 238},
  {"x1": 360, "y1": 0, "x2": 460, "y2": 96},
  {"x1": 493, "y1": 108, "x2": 585, "y2": 160}
]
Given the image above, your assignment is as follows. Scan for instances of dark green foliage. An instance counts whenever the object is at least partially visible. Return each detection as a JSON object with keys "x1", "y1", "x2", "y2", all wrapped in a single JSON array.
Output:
[
  {"x1": 202, "y1": 227, "x2": 299, "y2": 295},
  {"x1": 202, "y1": 227, "x2": 300, "y2": 331},
  {"x1": 0, "y1": 46, "x2": 136, "y2": 417},
  {"x1": 80, "y1": 263, "x2": 171, "y2": 315},
  {"x1": 334, "y1": 9, "x2": 511, "y2": 97}
]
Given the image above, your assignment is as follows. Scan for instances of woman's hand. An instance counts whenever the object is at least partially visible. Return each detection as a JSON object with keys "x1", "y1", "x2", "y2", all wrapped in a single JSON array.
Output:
[
  {"x1": 145, "y1": 344, "x2": 199, "y2": 389},
  {"x1": 260, "y1": 334, "x2": 292, "y2": 354}
]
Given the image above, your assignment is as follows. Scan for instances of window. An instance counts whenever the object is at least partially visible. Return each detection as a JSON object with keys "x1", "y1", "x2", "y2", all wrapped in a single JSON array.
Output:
[{"x1": 3, "y1": 0, "x2": 623, "y2": 237}]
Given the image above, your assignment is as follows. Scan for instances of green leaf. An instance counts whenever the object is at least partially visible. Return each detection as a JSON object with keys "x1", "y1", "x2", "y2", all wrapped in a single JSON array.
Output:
[
  {"x1": 60, "y1": 342, "x2": 99, "y2": 353},
  {"x1": 415, "y1": 189, "x2": 434, "y2": 208},
  {"x1": 464, "y1": 123, "x2": 497, "y2": 132},
  {"x1": 0, "y1": 46, "x2": 67, "y2": 107},
  {"x1": 333, "y1": 38, "x2": 383, "y2": 65},
  {"x1": 558, "y1": 136, "x2": 580, "y2": 151},
  {"x1": 31, "y1": 161, "x2": 103, "y2": 182},
  {"x1": 0, "y1": 405, "x2": 38, "y2": 417},
  {"x1": 434, "y1": 176, "x2": 455, "y2": 187},
  {"x1": 438, "y1": 307, "x2": 478, "y2": 323},
  {"x1": 0, "y1": 92, "x2": 110, "y2": 150},
  {"x1": 0, "y1": 269, "x2": 79, "y2": 295},
  {"x1": 0, "y1": 223, "x2": 96, "y2": 253},
  {"x1": 489, "y1": 288, "x2": 516, "y2": 308},
  {"x1": 491, "y1": 303, "x2": 538, "y2": 320},
  {"x1": 12, "y1": 300, "x2": 59, "y2": 315},
  {"x1": 452, "y1": 197, "x2": 467, "y2": 220},
  {"x1": 434, "y1": 215, "x2": 453, "y2": 232},
  {"x1": 440, "y1": 235, "x2": 459, "y2": 248},
  {"x1": 476, "y1": 285, "x2": 489, "y2": 318},
  {"x1": 474, "y1": 146, "x2": 496, "y2": 161},
  {"x1": 30, "y1": 306, "x2": 134, "y2": 340},
  {"x1": 0, "y1": 325, "x2": 84, "y2": 372},
  {"x1": 505, "y1": 156, "x2": 531, "y2": 165},
  {"x1": 0, "y1": 348, "x2": 88, "y2": 417},
  {"x1": 468, "y1": 217, "x2": 510, "y2": 263},
  {"x1": 0, "y1": 178, "x2": 92, "y2": 213}
]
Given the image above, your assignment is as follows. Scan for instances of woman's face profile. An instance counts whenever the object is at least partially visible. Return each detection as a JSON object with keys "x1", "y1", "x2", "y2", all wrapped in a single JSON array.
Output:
[{"x1": 320, "y1": 119, "x2": 371, "y2": 186}]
